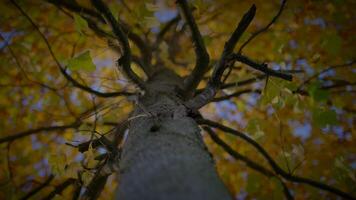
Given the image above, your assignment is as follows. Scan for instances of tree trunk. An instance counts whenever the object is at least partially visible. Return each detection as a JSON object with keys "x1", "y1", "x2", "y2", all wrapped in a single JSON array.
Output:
[{"x1": 116, "y1": 69, "x2": 231, "y2": 200}]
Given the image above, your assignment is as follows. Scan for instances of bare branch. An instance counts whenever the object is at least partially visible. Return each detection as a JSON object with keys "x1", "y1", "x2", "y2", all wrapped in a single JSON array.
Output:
[
  {"x1": 211, "y1": 89, "x2": 261, "y2": 102},
  {"x1": 0, "y1": 122, "x2": 80, "y2": 144},
  {"x1": 41, "y1": 178, "x2": 76, "y2": 200},
  {"x1": 230, "y1": 53, "x2": 293, "y2": 81},
  {"x1": 46, "y1": 0, "x2": 105, "y2": 23},
  {"x1": 20, "y1": 175, "x2": 55, "y2": 200},
  {"x1": 82, "y1": 169, "x2": 109, "y2": 200},
  {"x1": 154, "y1": 15, "x2": 181, "y2": 48},
  {"x1": 297, "y1": 60, "x2": 355, "y2": 91},
  {"x1": 203, "y1": 127, "x2": 274, "y2": 177},
  {"x1": 185, "y1": 5, "x2": 256, "y2": 110},
  {"x1": 90, "y1": 0, "x2": 145, "y2": 89},
  {"x1": 177, "y1": 0, "x2": 210, "y2": 96},
  {"x1": 198, "y1": 118, "x2": 356, "y2": 199},
  {"x1": 238, "y1": 0, "x2": 287, "y2": 53},
  {"x1": 212, "y1": 5, "x2": 256, "y2": 84},
  {"x1": 203, "y1": 127, "x2": 294, "y2": 200},
  {"x1": 11, "y1": 0, "x2": 132, "y2": 98},
  {"x1": 60, "y1": 67, "x2": 134, "y2": 97},
  {"x1": 221, "y1": 69, "x2": 304, "y2": 90}
]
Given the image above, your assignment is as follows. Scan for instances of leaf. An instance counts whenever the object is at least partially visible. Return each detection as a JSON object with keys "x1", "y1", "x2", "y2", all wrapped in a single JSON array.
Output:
[
  {"x1": 321, "y1": 33, "x2": 342, "y2": 55},
  {"x1": 307, "y1": 82, "x2": 329, "y2": 102},
  {"x1": 144, "y1": 16, "x2": 160, "y2": 28},
  {"x1": 246, "y1": 173, "x2": 261, "y2": 194},
  {"x1": 83, "y1": 143, "x2": 98, "y2": 168},
  {"x1": 312, "y1": 108, "x2": 338, "y2": 127},
  {"x1": 64, "y1": 162, "x2": 81, "y2": 179},
  {"x1": 48, "y1": 153, "x2": 67, "y2": 175},
  {"x1": 67, "y1": 51, "x2": 96, "y2": 72},
  {"x1": 145, "y1": 3, "x2": 160, "y2": 12},
  {"x1": 246, "y1": 119, "x2": 265, "y2": 140},
  {"x1": 259, "y1": 77, "x2": 288, "y2": 106},
  {"x1": 73, "y1": 14, "x2": 88, "y2": 35},
  {"x1": 270, "y1": 177, "x2": 284, "y2": 200},
  {"x1": 81, "y1": 170, "x2": 94, "y2": 186},
  {"x1": 203, "y1": 35, "x2": 213, "y2": 46},
  {"x1": 291, "y1": 144, "x2": 305, "y2": 161}
]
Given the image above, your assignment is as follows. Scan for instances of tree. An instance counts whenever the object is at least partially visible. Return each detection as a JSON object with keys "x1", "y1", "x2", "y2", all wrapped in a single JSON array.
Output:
[{"x1": 0, "y1": 0, "x2": 355, "y2": 199}]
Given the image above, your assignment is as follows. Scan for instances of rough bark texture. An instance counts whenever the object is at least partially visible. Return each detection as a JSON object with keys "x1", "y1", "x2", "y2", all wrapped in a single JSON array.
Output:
[{"x1": 116, "y1": 69, "x2": 231, "y2": 200}]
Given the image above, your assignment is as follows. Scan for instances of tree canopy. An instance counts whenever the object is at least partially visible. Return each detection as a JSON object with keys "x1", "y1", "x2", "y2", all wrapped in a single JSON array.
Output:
[{"x1": 0, "y1": 0, "x2": 355, "y2": 199}]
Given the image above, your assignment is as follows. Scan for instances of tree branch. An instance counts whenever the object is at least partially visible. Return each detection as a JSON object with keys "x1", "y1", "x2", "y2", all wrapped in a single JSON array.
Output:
[
  {"x1": 20, "y1": 175, "x2": 55, "y2": 200},
  {"x1": 46, "y1": 0, "x2": 105, "y2": 23},
  {"x1": 203, "y1": 127, "x2": 294, "y2": 200},
  {"x1": 238, "y1": 0, "x2": 287, "y2": 53},
  {"x1": 176, "y1": 0, "x2": 210, "y2": 96},
  {"x1": 212, "y1": 5, "x2": 256, "y2": 85},
  {"x1": 90, "y1": 0, "x2": 145, "y2": 89},
  {"x1": 185, "y1": 5, "x2": 256, "y2": 110},
  {"x1": 154, "y1": 15, "x2": 181, "y2": 48},
  {"x1": 82, "y1": 168, "x2": 109, "y2": 200},
  {"x1": 198, "y1": 118, "x2": 355, "y2": 199},
  {"x1": 297, "y1": 60, "x2": 355, "y2": 91},
  {"x1": 41, "y1": 178, "x2": 76, "y2": 200},
  {"x1": 221, "y1": 69, "x2": 303, "y2": 90},
  {"x1": 230, "y1": 53, "x2": 293, "y2": 81},
  {"x1": 211, "y1": 89, "x2": 261, "y2": 102},
  {"x1": 0, "y1": 122, "x2": 80, "y2": 144}
]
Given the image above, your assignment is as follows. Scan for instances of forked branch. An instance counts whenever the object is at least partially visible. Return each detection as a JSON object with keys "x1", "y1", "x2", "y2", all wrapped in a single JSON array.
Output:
[
  {"x1": 238, "y1": 0, "x2": 287, "y2": 53},
  {"x1": 90, "y1": 0, "x2": 145, "y2": 89},
  {"x1": 185, "y1": 5, "x2": 256, "y2": 110},
  {"x1": 177, "y1": 0, "x2": 210, "y2": 96}
]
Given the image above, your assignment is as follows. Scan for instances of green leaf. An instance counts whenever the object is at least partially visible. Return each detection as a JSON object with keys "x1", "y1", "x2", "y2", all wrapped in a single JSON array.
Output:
[
  {"x1": 81, "y1": 171, "x2": 94, "y2": 186},
  {"x1": 270, "y1": 177, "x2": 284, "y2": 200},
  {"x1": 312, "y1": 108, "x2": 338, "y2": 127},
  {"x1": 47, "y1": 153, "x2": 66, "y2": 175},
  {"x1": 145, "y1": 3, "x2": 160, "y2": 12},
  {"x1": 246, "y1": 119, "x2": 265, "y2": 140},
  {"x1": 74, "y1": 14, "x2": 88, "y2": 35},
  {"x1": 307, "y1": 82, "x2": 329, "y2": 102},
  {"x1": 144, "y1": 16, "x2": 160, "y2": 28},
  {"x1": 67, "y1": 51, "x2": 96, "y2": 71},
  {"x1": 321, "y1": 33, "x2": 342, "y2": 55},
  {"x1": 246, "y1": 173, "x2": 261, "y2": 194},
  {"x1": 203, "y1": 35, "x2": 213, "y2": 46},
  {"x1": 259, "y1": 77, "x2": 289, "y2": 106}
]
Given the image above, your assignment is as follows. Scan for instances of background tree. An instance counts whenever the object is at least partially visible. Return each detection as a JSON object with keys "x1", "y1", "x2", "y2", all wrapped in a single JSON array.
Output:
[{"x1": 0, "y1": 0, "x2": 355, "y2": 199}]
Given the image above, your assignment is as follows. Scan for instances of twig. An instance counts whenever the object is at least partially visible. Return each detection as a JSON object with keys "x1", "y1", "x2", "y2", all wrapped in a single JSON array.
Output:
[
  {"x1": 211, "y1": 89, "x2": 261, "y2": 102},
  {"x1": 0, "y1": 122, "x2": 80, "y2": 144},
  {"x1": 41, "y1": 178, "x2": 76, "y2": 200},
  {"x1": 230, "y1": 53, "x2": 292, "y2": 81},
  {"x1": 297, "y1": 60, "x2": 355, "y2": 91},
  {"x1": 238, "y1": 0, "x2": 287, "y2": 53},
  {"x1": 20, "y1": 175, "x2": 55, "y2": 200}
]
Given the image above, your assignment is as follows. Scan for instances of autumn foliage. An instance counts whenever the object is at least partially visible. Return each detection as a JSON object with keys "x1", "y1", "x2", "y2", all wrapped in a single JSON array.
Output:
[{"x1": 0, "y1": 0, "x2": 355, "y2": 199}]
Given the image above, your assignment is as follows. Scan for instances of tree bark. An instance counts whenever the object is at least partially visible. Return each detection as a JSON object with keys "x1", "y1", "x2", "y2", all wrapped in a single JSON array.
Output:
[{"x1": 116, "y1": 69, "x2": 231, "y2": 200}]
